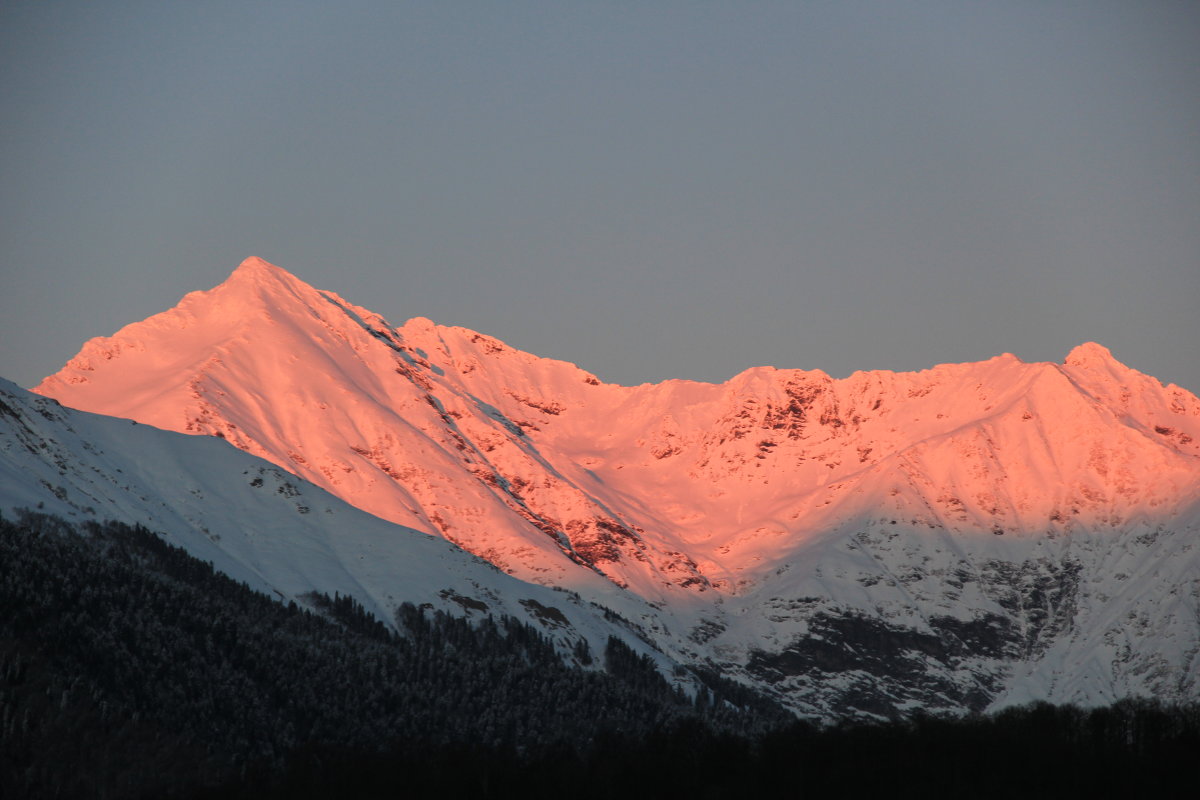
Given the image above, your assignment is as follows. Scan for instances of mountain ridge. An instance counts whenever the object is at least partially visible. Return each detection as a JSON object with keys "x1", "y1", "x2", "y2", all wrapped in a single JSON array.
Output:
[{"x1": 28, "y1": 257, "x2": 1200, "y2": 717}]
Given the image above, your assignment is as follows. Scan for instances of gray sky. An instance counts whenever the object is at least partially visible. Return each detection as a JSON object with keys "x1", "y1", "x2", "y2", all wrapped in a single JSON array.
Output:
[{"x1": 3, "y1": 1, "x2": 1198, "y2": 391}]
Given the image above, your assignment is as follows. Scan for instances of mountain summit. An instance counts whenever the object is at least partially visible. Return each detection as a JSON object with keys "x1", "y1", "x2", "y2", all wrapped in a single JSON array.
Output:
[{"x1": 33, "y1": 258, "x2": 1200, "y2": 717}]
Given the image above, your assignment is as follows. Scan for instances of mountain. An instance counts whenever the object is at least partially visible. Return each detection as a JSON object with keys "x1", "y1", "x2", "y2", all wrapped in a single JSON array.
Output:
[
  {"x1": 0, "y1": 377, "x2": 669, "y2": 675},
  {"x1": 31, "y1": 257, "x2": 1200, "y2": 717}
]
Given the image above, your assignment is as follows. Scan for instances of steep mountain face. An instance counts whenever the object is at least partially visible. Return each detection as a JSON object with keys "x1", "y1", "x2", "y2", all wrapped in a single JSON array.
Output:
[
  {"x1": 0, "y1": 378, "x2": 666, "y2": 676},
  {"x1": 31, "y1": 258, "x2": 1200, "y2": 717}
]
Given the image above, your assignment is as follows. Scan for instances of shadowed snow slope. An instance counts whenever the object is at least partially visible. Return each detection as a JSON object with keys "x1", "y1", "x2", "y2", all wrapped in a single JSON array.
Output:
[
  {"x1": 30, "y1": 258, "x2": 1200, "y2": 718},
  {"x1": 0, "y1": 378, "x2": 668, "y2": 678}
]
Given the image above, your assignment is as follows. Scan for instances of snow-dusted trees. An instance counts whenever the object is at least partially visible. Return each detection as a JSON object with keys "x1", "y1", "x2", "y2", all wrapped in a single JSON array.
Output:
[{"x1": 0, "y1": 511, "x2": 770, "y2": 798}]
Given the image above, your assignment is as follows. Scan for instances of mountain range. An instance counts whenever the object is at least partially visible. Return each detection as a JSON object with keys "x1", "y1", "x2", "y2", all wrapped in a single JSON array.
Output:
[{"x1": 9, "y1": 257, "x2": 1200, "y2": 719}]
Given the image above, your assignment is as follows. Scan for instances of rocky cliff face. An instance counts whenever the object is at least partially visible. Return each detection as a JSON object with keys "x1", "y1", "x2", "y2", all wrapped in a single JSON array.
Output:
[{"x1": 32, "y1": 258, "x2": 1200, "y2": 718}]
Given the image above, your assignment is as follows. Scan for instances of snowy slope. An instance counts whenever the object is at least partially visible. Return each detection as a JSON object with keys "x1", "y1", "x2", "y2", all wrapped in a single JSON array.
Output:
[
  {"x1": 32, "y1": 258, "x2": 1200, "y2": 717},
  {"x1": 0, "y1": 378, "x2": 671, "y2": 676}
]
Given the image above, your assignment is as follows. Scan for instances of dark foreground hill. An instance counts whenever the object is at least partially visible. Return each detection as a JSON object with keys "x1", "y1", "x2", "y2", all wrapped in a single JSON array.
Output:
[
  {"x1": 3, "y1": 511, "x2": 1196, "y2": 799},
  {"x1": 0, "y1": 511, "x2": 777, "y2": 799}
]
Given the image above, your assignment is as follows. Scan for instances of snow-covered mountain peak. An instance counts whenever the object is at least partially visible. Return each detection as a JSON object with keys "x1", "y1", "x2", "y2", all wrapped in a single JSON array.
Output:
[
  {"x1": 401, "y1": 315, "x2": 438, "y2": 333},
  {"x1": 25, "y1": 257, "x2": 1200, "y2": 718},
  {"x1": 36, "y1": 261, "x2": 1200, "y2": 584},
  {"x1": 234, "y1": 254, "x2": 281, "y2": 274},
  {"x1": 207, "y1": 255, "x2": 341, "y2": 315},
  {"x1": 1064, "y1": 341, "x2": 1123, "y2": 372}
]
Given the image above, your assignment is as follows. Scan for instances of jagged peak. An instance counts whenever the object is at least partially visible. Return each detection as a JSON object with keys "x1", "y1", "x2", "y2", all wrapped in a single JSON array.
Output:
[{"x1": 1064, "y1": 342, "x2": 1123, "y2": 370}]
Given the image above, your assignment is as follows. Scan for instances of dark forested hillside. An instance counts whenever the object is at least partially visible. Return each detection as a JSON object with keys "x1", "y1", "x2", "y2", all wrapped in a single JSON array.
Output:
[
  {"x1": 2, "y1": 510, "x2": 1196, "y2": 799},
  {"x1": 0, "y1": 511, "x2": 779, "y2": 799}
]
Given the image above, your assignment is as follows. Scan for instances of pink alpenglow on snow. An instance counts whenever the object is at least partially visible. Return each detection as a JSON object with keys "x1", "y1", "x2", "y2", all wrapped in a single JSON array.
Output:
[
  {"x1": 33, "y1": 258, "x2": 1200, "y2": 715},
  {"x1": 36, "y1": 258, "x2": 1200, "y2": 596}
]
